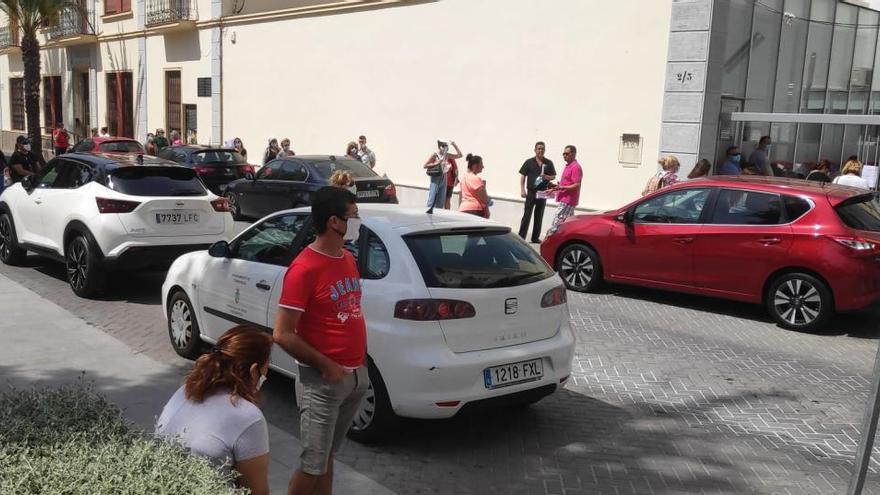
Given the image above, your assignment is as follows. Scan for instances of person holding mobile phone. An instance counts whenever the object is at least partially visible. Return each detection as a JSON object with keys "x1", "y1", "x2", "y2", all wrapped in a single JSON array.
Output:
[{"x1": 518, "y1": 141, "x2": 556, "y2": 243}]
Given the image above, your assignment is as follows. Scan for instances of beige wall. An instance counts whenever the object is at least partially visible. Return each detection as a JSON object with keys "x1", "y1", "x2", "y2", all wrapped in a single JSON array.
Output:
[
  {"x1": 145, "y1": 29, "x2": 215, "y2": 142},
  {"x1": 222, "y1": 0, "x2": 672, "y2": 210}
]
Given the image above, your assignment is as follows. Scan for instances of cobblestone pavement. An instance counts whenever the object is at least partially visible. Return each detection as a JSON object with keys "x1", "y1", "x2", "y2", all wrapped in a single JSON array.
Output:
[{"x1": 4, "y1": 248, "x2": 880, "y2": 494}]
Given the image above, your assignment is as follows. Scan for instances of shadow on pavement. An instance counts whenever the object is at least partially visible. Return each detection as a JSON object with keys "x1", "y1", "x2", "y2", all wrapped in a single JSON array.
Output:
[
  {"x1": 258, "y1": 373, "x2": 794, "y2": 494},
  {"x1": 20, "y1": 254, "x2": 165, "y2": 305},
  {"x1": 593, "y1": 283, "x2": 880, "y2": 339}
]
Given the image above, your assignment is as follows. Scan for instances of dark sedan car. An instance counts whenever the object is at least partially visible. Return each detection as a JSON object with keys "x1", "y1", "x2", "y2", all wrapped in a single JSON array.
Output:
[
  {"x1": 157, "y1": 145, "x2": 256, "y2": 195},
  {"x1": 223, "y1": 155, "x2": 397, "y2": 220}
]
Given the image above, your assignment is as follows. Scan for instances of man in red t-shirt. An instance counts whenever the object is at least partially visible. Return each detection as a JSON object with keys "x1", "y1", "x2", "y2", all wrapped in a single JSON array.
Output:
[
  {"x1": 273, "y1": 186, "x2": 367, "y2": 495},
  {"x1": 52, "y1": 123, "x2": 69, "y2": 156}
]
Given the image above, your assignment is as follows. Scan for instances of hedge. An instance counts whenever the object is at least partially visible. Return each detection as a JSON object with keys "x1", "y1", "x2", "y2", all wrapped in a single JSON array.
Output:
[{"x1": 0, "y1": 380, "x2": 247, "y2": 494}]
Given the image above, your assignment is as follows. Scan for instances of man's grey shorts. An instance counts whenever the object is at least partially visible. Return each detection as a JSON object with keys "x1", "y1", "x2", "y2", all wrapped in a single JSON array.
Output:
[{"x1": 295, "y1": 364, "x2": 369, "y2": 475}]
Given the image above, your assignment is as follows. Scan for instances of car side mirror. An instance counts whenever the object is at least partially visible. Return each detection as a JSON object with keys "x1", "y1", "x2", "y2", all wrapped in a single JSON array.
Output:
[
  {"x1": 21, "y1": 176, "x2": 34, "y2": 191},
  {"x1": 245, "y1": 172, "x2": 255, "y2": 181},
  {"x1": 615, "y1": 210, "x2": 633, "y2": 224},
  {"x1": 208, "y1": 240, "x2": 231, "y2": 258}
]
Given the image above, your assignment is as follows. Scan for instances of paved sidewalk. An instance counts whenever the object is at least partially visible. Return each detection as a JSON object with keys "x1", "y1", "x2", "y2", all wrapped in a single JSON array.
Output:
[{"x1": 0, "y1": 273, "x2": 394, "y2": 495}]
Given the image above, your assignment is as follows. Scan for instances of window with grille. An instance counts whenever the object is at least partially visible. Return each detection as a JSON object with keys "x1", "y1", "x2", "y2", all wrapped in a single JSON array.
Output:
[
  {"x1": 165, "y1": 71, "x2": 181, "y2": 134},
  {"x1": 106, "y1": 72, "x2": 133, "y2": 138},
  {"x1": 43, "y1": 76, "x2": 62, "y2": 128},
  {"x1": 9, "y1": 78, "x2": 24, "y2": 131}
]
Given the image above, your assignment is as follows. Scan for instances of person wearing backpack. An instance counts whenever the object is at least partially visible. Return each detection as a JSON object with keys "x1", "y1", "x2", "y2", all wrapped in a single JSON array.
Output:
[{"x1": 642, "y1": 155, "x2": 680, "y2": 196}]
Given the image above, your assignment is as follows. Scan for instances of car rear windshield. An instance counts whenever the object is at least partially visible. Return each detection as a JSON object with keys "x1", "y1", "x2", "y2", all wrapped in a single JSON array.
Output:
[
  {"x1": 404, "y1": 229, "x2": 554, "y2": 288},
  {"x1": 836, "y1": 194, "x2": 880, "y2": 232},
  {"x1": 99, "y1": 141, "x2": 144, "y2": 153},
  {"x1": 193, "y1": 150, "x2": 246, "y2": 165},
  {"x1": 107, "y1": 167, "x2": 207, "y2": 197},
  {"x1": 312, "y1": 159, "x2": 378, "y2": 179}
]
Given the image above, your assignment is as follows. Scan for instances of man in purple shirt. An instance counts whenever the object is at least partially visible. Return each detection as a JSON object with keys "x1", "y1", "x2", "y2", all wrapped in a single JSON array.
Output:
[{"x1": 546, "y1": 145, "x2": 583, "y2": 237}]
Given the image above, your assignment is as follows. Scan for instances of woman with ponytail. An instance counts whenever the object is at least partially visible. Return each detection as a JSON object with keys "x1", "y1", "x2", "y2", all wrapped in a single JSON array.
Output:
[
  {"x1": 459, "y1": 153, "x2": 491, "y2": 218},
  {"x1": 157, "y1": 325, "x2": 273, "y2": 495}
]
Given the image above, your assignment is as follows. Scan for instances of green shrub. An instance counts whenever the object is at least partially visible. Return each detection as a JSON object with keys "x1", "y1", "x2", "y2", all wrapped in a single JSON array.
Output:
[{"x1": 0, "y1": 380, "x2": 247, "y2": 494}]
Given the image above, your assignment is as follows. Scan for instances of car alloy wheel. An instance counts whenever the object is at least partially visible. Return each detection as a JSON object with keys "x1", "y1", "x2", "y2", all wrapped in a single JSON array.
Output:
[
  {"x1": 773, "y1": 279, "x2": 822, "y2": 327},
  {"x1": 558, "y1": 244, "x2": 600, "y2": 292},
  {"x1": 0, "y1": 214, "x2": 25, "y2": 265},
  {"x1": 169, "y1": 299, "x2": 193, "y2": 351},
  {"x1": 226, "y1": 192, "x2": 241, "y2": 219},
  {"x1": 167, "y1": 291, "x2": 202, "y2": 359},
  {"x1": 66, "y1": 238, "x2": 88, "y2": 293},
  {"x1": 351, "y1": 380, "x2": 376, "y2": 432}
]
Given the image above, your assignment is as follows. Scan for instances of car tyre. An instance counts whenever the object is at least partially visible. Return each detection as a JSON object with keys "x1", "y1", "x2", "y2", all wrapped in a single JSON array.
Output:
[
  {"x1": 557, "y1": 243, "x2": 603, "y2": 292},
  {"x1": 167, "y1": 290, "x2": 202, "y2": 359},
  {"x1": 0, "y1": 213, "x2": 27, "y2": 266},
  {"x1": 66, "y1": 234, "x2": 105, "y2": 298},
  {"x1": 766, "y1": 272, "x2": 832, "y2": 332},
  {"x1": 226, "y1": 192, "x2": 243, "y2": 221},
  {"x1": 347, "y1": 358, "x2": 397, "y2": 444}
]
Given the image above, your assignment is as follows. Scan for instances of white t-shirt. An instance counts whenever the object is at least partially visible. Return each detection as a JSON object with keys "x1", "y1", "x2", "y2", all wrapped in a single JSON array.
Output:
[
  {"x1": 833, "y1": 174, "x2": 870, "y2": 189},
  {"x1": 156, "y1": 386, "x2": 269, "y2": 471}
]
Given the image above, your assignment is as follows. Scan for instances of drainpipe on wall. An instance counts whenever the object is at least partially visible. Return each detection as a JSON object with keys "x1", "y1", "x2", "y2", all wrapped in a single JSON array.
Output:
[
  {"x1": 211, "y1": 0, "x2": 223, "y2": 146},
  {"x1": 136, "y1": 0, "x2": 147, "y2": 142}
]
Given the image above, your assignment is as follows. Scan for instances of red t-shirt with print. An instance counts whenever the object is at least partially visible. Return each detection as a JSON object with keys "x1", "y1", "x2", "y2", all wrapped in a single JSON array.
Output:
[{"x1": 278, "y1": 246, "x2": 366, "y2": 368}]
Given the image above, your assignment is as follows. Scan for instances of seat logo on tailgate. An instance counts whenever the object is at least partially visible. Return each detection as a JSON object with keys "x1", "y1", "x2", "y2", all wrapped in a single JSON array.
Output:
[{"x1": 505, "y1": 298, "x2": 518, "y2": 315}]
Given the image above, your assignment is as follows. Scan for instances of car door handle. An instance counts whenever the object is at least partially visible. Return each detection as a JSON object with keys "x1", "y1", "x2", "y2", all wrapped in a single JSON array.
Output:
[
  {"x1": 34, "y1": 198, "x2": 42, "y2": 204},
  {"x1": 673, "y1": 237, "x2": 693, "y2": 244},
  {"x1": 256, "y1": 281, "x2": 271, "y2": 291},
  {"x1": 759, "y1": 237, "x2": 782, "y2": 245}
]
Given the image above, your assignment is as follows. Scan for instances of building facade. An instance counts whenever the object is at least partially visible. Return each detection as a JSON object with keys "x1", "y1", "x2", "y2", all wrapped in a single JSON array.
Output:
[{"x1": 0, "y1": 0, "x2": 876, "y2": 219}]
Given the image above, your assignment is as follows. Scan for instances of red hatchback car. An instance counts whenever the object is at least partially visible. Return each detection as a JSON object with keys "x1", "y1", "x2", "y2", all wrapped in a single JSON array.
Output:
[
  {"x1": 69, "y1": 137, "x2": 145, "y2": 155},
  {"x1": 541, "y1": 176, "x2": 880, "y2": 331}
]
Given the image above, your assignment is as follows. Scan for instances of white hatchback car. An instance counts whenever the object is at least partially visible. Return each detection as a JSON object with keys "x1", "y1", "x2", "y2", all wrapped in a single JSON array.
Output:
[
  {"x1": 0, "y1": 153, "x2": 235, "y2": 297},
  {"x1": 161, "y1": 204, "x2": 575, "y2": 442}
]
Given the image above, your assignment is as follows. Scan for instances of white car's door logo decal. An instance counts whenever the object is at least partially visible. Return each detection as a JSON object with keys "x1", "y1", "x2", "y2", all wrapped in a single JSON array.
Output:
[{"x1": 505, "y1": 298, "x2": 518, "y2": 315}]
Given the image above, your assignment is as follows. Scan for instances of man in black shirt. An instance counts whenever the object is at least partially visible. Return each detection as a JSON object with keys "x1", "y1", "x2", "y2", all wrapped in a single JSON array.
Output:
[
  {"x1": 518, "y1": 141, "x2": 556, "y2": 243},
  {"x1": 9, "y1": 136, "x2": 39, "y2": 184}
]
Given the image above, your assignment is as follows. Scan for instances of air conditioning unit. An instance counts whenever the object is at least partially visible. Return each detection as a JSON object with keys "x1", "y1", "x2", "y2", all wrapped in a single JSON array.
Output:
[{"x1": 851, "y1": 68, "x2": 872, "y2": 88}]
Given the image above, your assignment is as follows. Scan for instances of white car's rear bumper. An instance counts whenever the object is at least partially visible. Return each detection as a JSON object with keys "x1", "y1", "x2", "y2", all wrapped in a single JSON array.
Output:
[{"x1": 378, "y1": 320, "x2": 576, "y2": 419}]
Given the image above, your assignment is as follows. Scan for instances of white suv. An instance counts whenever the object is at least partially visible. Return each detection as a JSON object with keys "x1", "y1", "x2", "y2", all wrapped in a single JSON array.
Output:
[{"x1": 0, "y1": 153, "x2": 235, "y2": 297}]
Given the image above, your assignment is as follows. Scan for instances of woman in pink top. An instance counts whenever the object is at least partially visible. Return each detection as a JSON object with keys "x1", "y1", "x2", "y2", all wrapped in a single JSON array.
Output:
[{"x1": 459, "y1": 154, "x2": 490, "y2": 218}]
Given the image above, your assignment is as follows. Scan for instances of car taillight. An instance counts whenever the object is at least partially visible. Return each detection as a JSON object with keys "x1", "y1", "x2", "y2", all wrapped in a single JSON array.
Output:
[
  {"x1": 241, "y1": 165, "x2": 255, "y2": 175},
  {"x1": 384, "y1": 184, "x2": 397, "y2": 197},
  {"x1": 95, "y1": 197, "x2": 140, "y2": 214},
  {"x1": 541, "y1": 286, "x2": 567, "y2": 307},
  {"x1": 211, "y1": 197, "x2": 231, "y2": 212},
  {"x1": 192, "y1": 165, "x2": 208, "y2": 175},
  {"x1": 394, "y1": 299, "x2": 476, "y2": 320},
  {"x1": 830, "y1": 235, "x2": 878, "y2": 252}
]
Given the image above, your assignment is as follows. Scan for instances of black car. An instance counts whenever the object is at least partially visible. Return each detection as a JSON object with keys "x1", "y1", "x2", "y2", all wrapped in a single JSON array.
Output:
[
  {"x1": 157, "y1": 145, "x2": 256, "y2": 195},
  {"x1": 223, "y1": 155, "x2": 398, "y2": 220}
]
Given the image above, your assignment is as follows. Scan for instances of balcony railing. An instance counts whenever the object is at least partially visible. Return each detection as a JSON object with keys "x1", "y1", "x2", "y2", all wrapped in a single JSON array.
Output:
[
  {"x1": 47, "y1": 8, "x2": 95, "y2": 41},
  {"x1": 146, "y1": 0, "x2": 197, "y2": 27},
  {"x1": 0, "y1": 26, "x2": 20, "y2": 49}
]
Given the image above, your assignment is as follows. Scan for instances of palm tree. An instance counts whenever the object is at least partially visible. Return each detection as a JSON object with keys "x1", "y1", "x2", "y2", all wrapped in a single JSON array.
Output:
[{"x1": 0, "y1": 0, "x2": 84, "y2": 157}]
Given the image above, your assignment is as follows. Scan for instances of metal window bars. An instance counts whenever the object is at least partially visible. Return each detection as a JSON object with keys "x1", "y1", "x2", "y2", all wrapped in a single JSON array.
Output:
[
  {"x1": 0, "y1": 25, "x2": 19, "y2": 48},
  {"x1": 47, "y1": 8, "x2": 95, "y2": 40},
  {"x1": 145, "y1": 0, "x2": 196, "y2": 27}
]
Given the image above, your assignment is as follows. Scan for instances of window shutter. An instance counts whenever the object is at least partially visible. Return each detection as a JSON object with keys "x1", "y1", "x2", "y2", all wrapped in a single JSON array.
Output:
[
  {"x1": 105, "y1": 0, "x2": 120, "y2": 15},
  {"x1": 121, "y1": 0, "x2": 131, "y2": 12}
]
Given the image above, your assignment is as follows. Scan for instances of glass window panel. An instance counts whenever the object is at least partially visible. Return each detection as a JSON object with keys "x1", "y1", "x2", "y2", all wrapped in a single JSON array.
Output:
[
  {"x1": 717, "y1": 0, "x2": 755, "y2": 98},
  {"x1": 742, "y1": 122, "x2": 770, "y2": 161},
  {"x1": 848, "y1": 9, "x2": 878, "y2": 114},
  {"x1": 769, "y1": 123, "x2": 797, "y2": 171},
  {"x1": 773, "y1": 0, "x2": 810, "y2": 113},
  {"x1": 826, "y1": 3, "x2": 858, "y2": 114},
  {"x1": 745, "y1": 0, "x2": 782, "y2": 113},
  {"x1": 801, "y1": 0, "x2": 836, "y2": 113},
  {"x1": 864, "y1": 125, "x2": 880, "y2": 166},
  {"x1": 820, "y1": 124, "x2": 845, "y2": 170},
  {"x1": 795, "y1": 123, "x2": 822, "y2": 174},
  {"x1": 842, "y1": 125, "x2": 866, "y2": 165}
]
